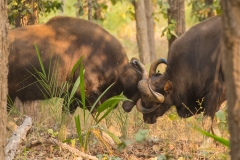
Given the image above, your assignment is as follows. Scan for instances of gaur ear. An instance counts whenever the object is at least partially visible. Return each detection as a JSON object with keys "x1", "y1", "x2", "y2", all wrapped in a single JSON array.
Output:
[{"x1": 164, "y1": 80, "x2": 173, "y2": 94}]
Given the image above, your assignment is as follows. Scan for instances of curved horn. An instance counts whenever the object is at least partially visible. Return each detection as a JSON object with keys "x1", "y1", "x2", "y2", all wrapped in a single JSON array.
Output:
[
  {"x1": 148, "y1": 82, "x2": 165, "y2": 103},
  {"x1": 137, "y1": 79, "x2": 165, "y2": 103},
  {"x1": 149, "y1": 58, "x2": 167, "y2": 77},
  {"x1": 136, "y1": 99, "x2": 160, "y2": 113},
  {"x1": 131, "y1": 59, "x2": 149, "y2": 80}
]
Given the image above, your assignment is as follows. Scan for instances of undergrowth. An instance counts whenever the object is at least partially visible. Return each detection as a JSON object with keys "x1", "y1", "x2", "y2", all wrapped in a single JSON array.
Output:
[{"x1": 7, "y1": 44, "x2": 230, "y2": 159}]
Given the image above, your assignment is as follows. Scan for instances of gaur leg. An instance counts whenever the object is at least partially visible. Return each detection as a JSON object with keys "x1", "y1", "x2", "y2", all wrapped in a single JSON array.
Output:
[{"x1": 202, "y1": 90, "x2": 225, "y2": 136}]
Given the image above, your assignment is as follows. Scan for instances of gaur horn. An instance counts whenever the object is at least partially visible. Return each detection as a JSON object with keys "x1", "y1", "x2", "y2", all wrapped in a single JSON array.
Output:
[
  {"x1": 149, "y1": 58, "x2": 167, "y2": 77},
  {"x1": 131, "y1": 59, "x2": 149, "y2": 80},
  {"x1": 136, "y1": 99, "x2": 160, "y2": 113},
  {"x1": 138, "y1": 78, "x2": 165, "y2": 103},
  {"x1": 147, "y1": 79, "x2": 165, "y2": 103},
  {"x1": 133, "y1": 59, "x2": 165, "y2": 113}
]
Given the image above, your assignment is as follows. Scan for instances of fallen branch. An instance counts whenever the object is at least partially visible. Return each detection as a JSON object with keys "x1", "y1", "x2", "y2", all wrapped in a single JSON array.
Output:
[
  {"x1": 27, "y1": 137, "x2": 98, "y2": 160},
  {"x1": 26, "y1": 138, "x2": 51, "y2": 148},
  {"x1": 48, "y1": 137, "x2": 98, "y2": 160},
  {"x1": 6, "y1": 120, "x2": 18, "y2": 132},
  {"x1": 5, "y1": 116, "x2": 32, "y2": 160}
]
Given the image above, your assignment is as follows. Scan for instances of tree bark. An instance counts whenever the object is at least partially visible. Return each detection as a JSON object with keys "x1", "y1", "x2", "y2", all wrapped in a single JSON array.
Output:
[
  {"x1": 205, "y1": 0, "x2": 214, "y2": 17},
  {"x1": 76, "y1": 0, "x2": 81, "y2": 17},
  {"x1": 144, "y1": 0, "x2": 156, "y2": 62},
  {"x1": 167, "y1": 0, "x2": 185, "y2": 47},
  {"x1": 15, "y1": 0, "x2": 38, "y2": 27},
  {"x1": 0, "y1": 0, "x2": 9, "y2": 159},
  {"x1": 61, "y1": 0, "x2": 65, "y2": 15},
  {"x1": 133, "y1": 0, "x2": 150, "y2": 65},
  {"x1": 221, "y1": 0, "x2": 240, "y2": 159},
  {"x1": 93, "y1": 0, "x2": 102, "y2": 21},
  {"x1": 5, "y1": 116, "x2": 32, "y2": 160},
  {"x1": 88, "y1": 0, "x2": 92, "y2": 21}
]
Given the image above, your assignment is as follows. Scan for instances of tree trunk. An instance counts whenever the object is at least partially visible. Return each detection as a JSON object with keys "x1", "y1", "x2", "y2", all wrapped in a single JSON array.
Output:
[
  {"x1": 205, "y1": 0, "x2": 214, "y2": 17},
  {"x1": 0, "y1": 0, "x2": 9, "y2": 159},
  {"x1": 133, "y1": 0, "x2": 150, "y2": 65},
  {"x1": 167, "y1": 0, "x2": 185, "y2": 47},
  {"x1": 88, "y1": 0, "x2": 92, "y2": 21},
  {"x1": 61, "y1": 0, "x2": 65, "y2": 15},
  {"x1": 144, "y1": 0, "x2": 156, "y2": 62},
  {"x1": 15, "y1": 0, "x2": 38, "y2": 27},
  {"x1": 221, "y1": 0, "x2": 240, "y2": 158},
  {"x1": 76, "y1": 0, "x2": 81, "y2": 17},
  {"x1": 93, "y1": 0, "x2": 102, "y2": 21}
]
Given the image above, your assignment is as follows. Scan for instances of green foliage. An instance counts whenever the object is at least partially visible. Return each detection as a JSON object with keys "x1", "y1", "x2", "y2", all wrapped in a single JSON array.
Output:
[
  {"x1": 74, "y1": 93, "x2": 128, "y2": 152},
  {"x1": 216, "y1": 110, "x2": 227, "y2": 123},
  {"x1": 135, "y1": 129, "x2": 149, "y2": 142},
  {"x1": 75, "y1": 0, "x2": 109, "y2": 22},
  {"x1": 156, "y1": 0, "x2": 170, "y2": 19},
  {"x1": 161, "y1": 19, "x2": 178, "y2": 40},
  {"x1": 27, "y1": 45, "x2": 129, "y2": 152},
  {"x1": 168, "y1": 112, "x2": 178, "y2": 121},
  {"x1": 194, "y1": 126, "x2": 229, "y2": 148},
  {"x1": 7, "y1": 95, "x2": 16, "y2": 114},
  {"x1": 110, "y1": 0, "x2": 120, "y2": 5},
  {"x1": 96, "y1": 154, "x2": 122, "y2": 160},
  {"x1": 39, "y1": 0, "x2": 62, "y2": 13},
  {"x1": 187, "y1": 0, "x2": 221, "y2": 22},
  {"x1": 101, "y1": 128, "x2": 124, "y2": 148},
  {"x1": 215, "y1": 106, "x2": 228, "y2": 130},
  {"x1": 111, "y1": 107, "x2": 129, "y2": 139},
  {"x1": 69, "y1": 57, "x2": 129, "y2": 152},
  {"x1": 157, "y1": 154, "x2": 167, "y2": 160},
  {"x1": 74, "y1": 0, "x2": 84, "y2": 17},
  {"x1": 7, "y1": 0, "x2": 63, "y2": 26},
  {"x1": 102, "y1": 0, "x2": 134, "y2": 36},
  {"x1": 62, "y1": 58, "x2": 84, "y2": 111},
  {"x1": 47, "y1": 128, "x2": 58, "y2": 137},
  {"x1": 27, "y1": 44, "x2": 67, "y2": 99}
]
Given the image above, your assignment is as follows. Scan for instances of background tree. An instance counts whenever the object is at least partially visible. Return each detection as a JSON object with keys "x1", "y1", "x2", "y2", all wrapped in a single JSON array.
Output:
[
  {"x1": 88, "y1": 0, "x2": 92, "y2": 21},
  {"x1": 188, "y1": 0, "x2": 221, "y2": 21},
  {"x1": 205, "y1": 0, "x2": 214, "y2": 17},
  {"x1": 167, "y1": 0, "x2": 185, "y2": 47},
  {"x1": 0, "y1": 0, "x2": 9, "y2": 158},
  {"x1": 75, "y1": 0, "x2": 106, "y2": 21},
  {"x1": 93, "y1": 0, "x2": 103, "y2": 21},
  {"x1": 221, "y1": 0, "x2": 240, "y2": 158},
  {"x1": 132, "y1": 0, "x2": 151, "y2": 65},
  {"x1": 144, "y1": 0, "x2": 156, "y2": 62},
  {"x1": 14, "y1": 0, "x2": 38, "y2": 27},
  {"x1": 8, "y1": 0, "x2": 62, "y2": 28},
  {"x1": 133, "y1": 0, "x2": 157, "y2": 64}
]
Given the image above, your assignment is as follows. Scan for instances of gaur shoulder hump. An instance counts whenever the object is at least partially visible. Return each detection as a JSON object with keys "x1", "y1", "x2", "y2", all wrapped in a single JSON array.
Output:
[{"x1": 46, "y1": 16, "x2": 101, "y2": 29}]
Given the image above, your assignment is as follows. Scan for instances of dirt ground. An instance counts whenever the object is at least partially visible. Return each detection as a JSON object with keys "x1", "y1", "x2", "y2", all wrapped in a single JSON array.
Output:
[{"x1": 7, "y1": 100, "x2": 230, "y2": 160}]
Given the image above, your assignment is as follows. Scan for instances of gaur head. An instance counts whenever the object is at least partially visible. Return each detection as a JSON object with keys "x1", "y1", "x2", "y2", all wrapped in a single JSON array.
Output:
[
  {"x1": 132, "y1": 16, "x2": 226, "y2": 124},
  {"x1": 131, "y1": 58, "x2": 173, "y2": 124}
]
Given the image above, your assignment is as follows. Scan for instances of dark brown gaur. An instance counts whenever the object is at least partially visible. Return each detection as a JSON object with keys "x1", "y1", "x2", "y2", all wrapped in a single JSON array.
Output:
[
  {"x1": 131, "y1": 58, "x2": 167, "y2": 113},
  {"x1": 132, "y1": 16, "x2": 226, "y2": 129},
  {"x1": 8, "y1": 16, "x2": 142, "y2": 113}
]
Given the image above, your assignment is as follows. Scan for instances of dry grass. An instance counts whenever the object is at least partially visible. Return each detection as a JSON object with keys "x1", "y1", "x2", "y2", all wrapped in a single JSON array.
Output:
[
  {"x1": 106, "y1": 106, "x2": 230, "y2": 159},
  {"x1": 8, "y1": 36, "x2": 229, "y2": 160},
  {"x1": 8, "y1": 98, "x2": 230, "y2": 160}
]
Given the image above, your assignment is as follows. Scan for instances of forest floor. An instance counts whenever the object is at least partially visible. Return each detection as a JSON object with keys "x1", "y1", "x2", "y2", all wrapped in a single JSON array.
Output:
[{"x1": 7, "y1": 100, "x2": 230, "y2": 160}]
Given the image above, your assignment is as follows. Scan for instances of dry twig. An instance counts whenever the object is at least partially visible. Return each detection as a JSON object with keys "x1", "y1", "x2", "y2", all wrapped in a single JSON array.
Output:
[
  {"x1": 27, "y1": 137, "x2": 98, "y2": 160},
  {"x1": 5, "y1": 116, "x2": 32, "y2": 160}
]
